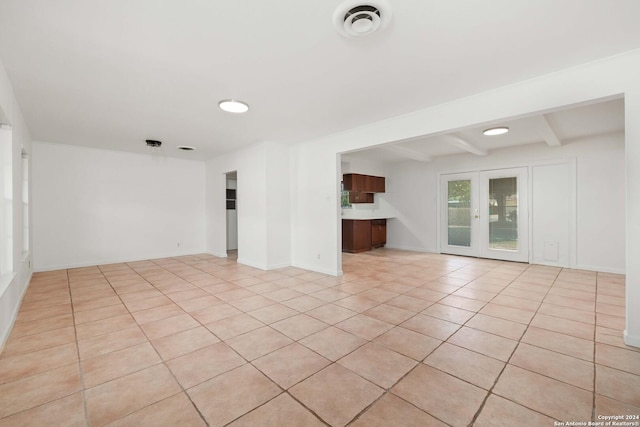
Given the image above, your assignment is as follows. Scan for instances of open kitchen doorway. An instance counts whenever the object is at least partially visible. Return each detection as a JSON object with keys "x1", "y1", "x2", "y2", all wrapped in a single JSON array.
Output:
[{"x1": 225, "y1": 171, "x2": 238, "y2": 259}]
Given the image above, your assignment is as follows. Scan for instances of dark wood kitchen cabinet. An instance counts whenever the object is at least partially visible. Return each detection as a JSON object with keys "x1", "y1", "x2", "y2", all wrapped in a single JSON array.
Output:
[
  {"x1": 348, "y1": 191, "x2": 374, "y2": 204},
  {"x1": 371, "y1": 219, "x2": 387, "y2": 248},
  {"x1": 343, "y1": 174, "x2": 385, "y2": 194},
  {"x1": 343, "y1": 173, "x2": 386, "y2": 204},
  {"x1": 342, "y1": 219, "x2": 387, "y2": 253},
  {"x1": 343, "y1": 174, "x2": 365, "y2": 192},
  {"x1": 372, "y1": 176, "x2": 385, "y2": 193}
]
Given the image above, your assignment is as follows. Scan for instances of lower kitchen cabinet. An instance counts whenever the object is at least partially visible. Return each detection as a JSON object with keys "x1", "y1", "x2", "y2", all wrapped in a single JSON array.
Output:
[
  {"x1": 342, "y1": 219, "x2": 387, "y2": 253},
  {"x1": 371, "y1": 219, "x2": 387, "y2": 248}
]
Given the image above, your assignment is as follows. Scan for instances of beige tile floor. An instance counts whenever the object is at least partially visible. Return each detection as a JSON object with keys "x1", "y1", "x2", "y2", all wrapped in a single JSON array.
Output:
[{"x1": 0, "y1": 249, "x2": 639, "y2": 426}]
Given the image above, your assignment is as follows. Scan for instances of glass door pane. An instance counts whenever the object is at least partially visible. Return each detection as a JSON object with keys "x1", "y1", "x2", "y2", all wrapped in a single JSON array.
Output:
[
  {"x1": 441, "y1": 172, "x2": 477, "y2": 257},
  {"x1": 479, "y1": 167, "x2": 528, "y2": 263},
  {"x1": 488, "y1": 177, "x2": 518, "y2": 250},
  {"x1": 447, "y1": 180, "x2": 471, "y2": 247}
]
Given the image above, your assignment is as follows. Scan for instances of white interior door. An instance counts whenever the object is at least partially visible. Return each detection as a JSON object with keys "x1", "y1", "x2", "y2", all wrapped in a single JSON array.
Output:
[{"x1": 441, "y1": 167, "x2": 529, "y2": 263}]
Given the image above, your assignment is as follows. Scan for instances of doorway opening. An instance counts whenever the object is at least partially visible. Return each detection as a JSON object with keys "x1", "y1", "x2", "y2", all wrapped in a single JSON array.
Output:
[
  {"x1": 225, "y1": 171, "x2": 238, "y2": 259},
  {"x1": 338, "y1": 97, "x2": 623, "y2": 273}
]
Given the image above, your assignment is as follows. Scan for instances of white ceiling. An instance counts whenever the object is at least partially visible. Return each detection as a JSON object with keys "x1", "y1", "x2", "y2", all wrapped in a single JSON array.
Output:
[
  {"x1": 342, "y1": 98, "x2": 625, "y2": 163},
  {"x1": 0, "y1": 1, "x2": 639, "y2": 160}
]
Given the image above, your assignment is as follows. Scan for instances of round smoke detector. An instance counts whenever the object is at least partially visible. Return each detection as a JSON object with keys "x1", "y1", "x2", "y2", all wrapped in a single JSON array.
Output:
[{"x1": 333, "y1": 0, "x2": 392, "y2": 37}]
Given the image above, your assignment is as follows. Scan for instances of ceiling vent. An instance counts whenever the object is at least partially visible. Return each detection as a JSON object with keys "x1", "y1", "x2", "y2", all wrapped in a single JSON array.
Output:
[{"x1": 333, "y1": 0, "x2": 392, "y2": 38}]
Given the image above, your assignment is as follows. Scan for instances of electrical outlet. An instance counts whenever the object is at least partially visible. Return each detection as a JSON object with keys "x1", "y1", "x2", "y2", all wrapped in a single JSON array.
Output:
[
  {"x1": 317, "y1": 253, "x2": 320, "y2": 259},
  {"x1": 177, "y1": 242, "x2": 180, "y2": 248}
]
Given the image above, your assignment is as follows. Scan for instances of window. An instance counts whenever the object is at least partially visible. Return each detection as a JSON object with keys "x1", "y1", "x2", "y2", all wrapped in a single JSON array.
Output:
[
  {"x1": 22, "y1": 151, "x2": 29, "y2": 254},
  {"x1": 0, "y1": 125, "x2": 12, "y2": 277},
  {"x1": 341, "y1": 181, "x2": 351, "y2": 209}
]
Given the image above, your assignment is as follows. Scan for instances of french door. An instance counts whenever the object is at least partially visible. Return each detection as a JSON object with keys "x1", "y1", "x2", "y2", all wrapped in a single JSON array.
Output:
[{"x1": 440, "y1": 167, "x2": 528, "y2": 262}]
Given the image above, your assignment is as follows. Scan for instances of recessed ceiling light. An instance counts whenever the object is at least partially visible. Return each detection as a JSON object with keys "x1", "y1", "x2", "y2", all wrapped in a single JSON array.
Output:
[
  {"x1": 178, "y1": 146, "x2": 195, "y2": 151},
  {"x1": 483, "y1": 127, "x2": 509, "y2": 136},
  {"x1": 218, "y1": 99, "x2": 249, "y2": 114}
]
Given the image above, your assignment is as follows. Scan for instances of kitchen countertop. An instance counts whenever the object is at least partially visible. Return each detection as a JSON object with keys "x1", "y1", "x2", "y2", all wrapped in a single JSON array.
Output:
[{"x1": 341, "y1": 215, "x2": 394, "y2": 220}]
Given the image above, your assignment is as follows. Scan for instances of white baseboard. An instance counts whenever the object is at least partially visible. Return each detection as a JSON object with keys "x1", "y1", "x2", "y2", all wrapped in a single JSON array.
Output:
[
  {"x1": 266, "y1": 262, "x2": 291, "y2": 270},
  {"x1": 34, "y1": 250, "x2": 208, "y2": 272},
  {"x1": 624, "y1": 330, "x2": 640, "y2": 349},
  {"x1": 573, "y1": 264, "x2": 625, "y2": 275},
  {"x1": 206, "y1": 251, "x2": 228, "y2": 259},
  {"x1": 386, "y1": 247, "x2": 626, "y2": 275},
  {"x1": 0, "y1": 273, "x2": 16, "y2": 300},
  {"x1": 236, "y1": 258, "x2": 267, "y2": 271},
  {"x1": 290, "y1": 262, "x2": 342, "y2": 277},
  {"x1": 236, "y1": 258, "x2": 292, "y2": 271},
  {"x1": 0, "y1": 271, "x2": 32, "y2": 353},
  {"x1": 383, "y1": 244, "x2": 437, "y2": 254},
  {"x1": 531, "y1": 259, "x2": 567, "y2": 268}
]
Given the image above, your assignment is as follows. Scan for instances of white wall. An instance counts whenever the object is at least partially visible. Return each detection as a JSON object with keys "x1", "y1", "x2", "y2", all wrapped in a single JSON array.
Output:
[
  {"x1": 624, "y1": 87, "x2": 640, "y2": 347},
  {"x1": 0, "y1": 56, "x2": 33, "y2": 350},
  {"x1": 290, "y1": 142, "x2": 340, "y2": 274},
  {"x1": 265, "y1": 142, "x2": 291, "y2": 269},
  {"x1": 384, "y1": 135, "x2": 625, "y2": 273},
  {"x1": 206, "y1": 141, "x2": 290, "y2": 270},
  {"x1": 288, "y1": 48, "x2": 640, "y2": 346},
  {"x1": 531, "y1": 162, "x2": 573, "y2": 268},
  {"x1": 384, "y1": 160, "x2": 438, "y2": 252},
  {"x1": 574, "y1": 136, "x2": 626, "y2": 271},
  {"x1": 32, "y1": 142, "x2": 205, "y2": 270},
  {"x1": 341, "y1": 158, "x2": 389, "y2": 176}
]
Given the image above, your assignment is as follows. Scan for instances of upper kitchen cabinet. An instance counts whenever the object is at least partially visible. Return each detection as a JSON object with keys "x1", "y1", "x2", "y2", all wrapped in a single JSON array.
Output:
[
  {"x1": 372, "y1": 176, "x2": 385, "y2": 193},
  {"x1": 343, "y1": 173, "x2": 364, "y2": 191},
  {"x1": 348, "y1": 191, "x2": 374, "y2": 204},
  {"x1": 343, "y1": 173, "x2": 385, "y2": 193}
]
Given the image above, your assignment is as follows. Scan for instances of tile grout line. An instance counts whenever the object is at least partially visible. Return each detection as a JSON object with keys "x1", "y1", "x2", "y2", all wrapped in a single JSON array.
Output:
[
  {"x1": 97, "y1": 262, "x2": 213, "y2": 427},
  {"x1": 465, "y1": 262, "x2": 561, "y2": 426},
  {"x1": 344, "y1": 259, "x2": 514, "y2": 426},
  {"x1": 449, "y1": 262, "x2": 545, "y2": 426},
  {"x1": 592, "y1": 272, "x2": 600, "y2": 422},
  {"x1": 466, "y1": 266, "x2": 606, "y2": 423},
  {"x1": 101, "y1": 255, "x2": 338, "y2": 426},
  {"x1": 212, "y1": 259, "x2": 483, "y2": 426},
  {"x1": 74, "y1": 265, "x2": 178, "y2": 423},
  {"x1": 0, "y1": 272, "x2": 88, "y2": 424},
  {"x1": 66, "y1": 268, "x2": 91, "y2": 427},
  {"x1": 154, "y1": 256, "x2": 334, "y2": 427},
  {"x1": 3, "y1": 253, "x2": 634, "y2": 425}
]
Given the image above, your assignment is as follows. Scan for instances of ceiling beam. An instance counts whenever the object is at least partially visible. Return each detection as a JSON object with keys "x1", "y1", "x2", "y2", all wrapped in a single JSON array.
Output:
[
  {"x1": 447, "y1": 135, "x2": 488, "y2": 156},
  {"x1": 381, "y1": 144, "x2": 432, "y2": 162},
  {"x1": 533, "y1": 114, "x2": 562, "y2": 146}
]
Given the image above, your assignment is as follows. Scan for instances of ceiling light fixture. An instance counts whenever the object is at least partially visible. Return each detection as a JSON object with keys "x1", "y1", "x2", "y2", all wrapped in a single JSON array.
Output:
[
  {"x1": 145, "y1": 139, "x2": 162, "y2": 147},
  {"x1": 483, "y1": 127, "x2": 509, "y2": 136},
  {"x1": 178, "y1": 146, "x2": 195, "y2": 151},
  {"x1": 218, "y1": 99, "x2": 249, "y2": 114}
]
